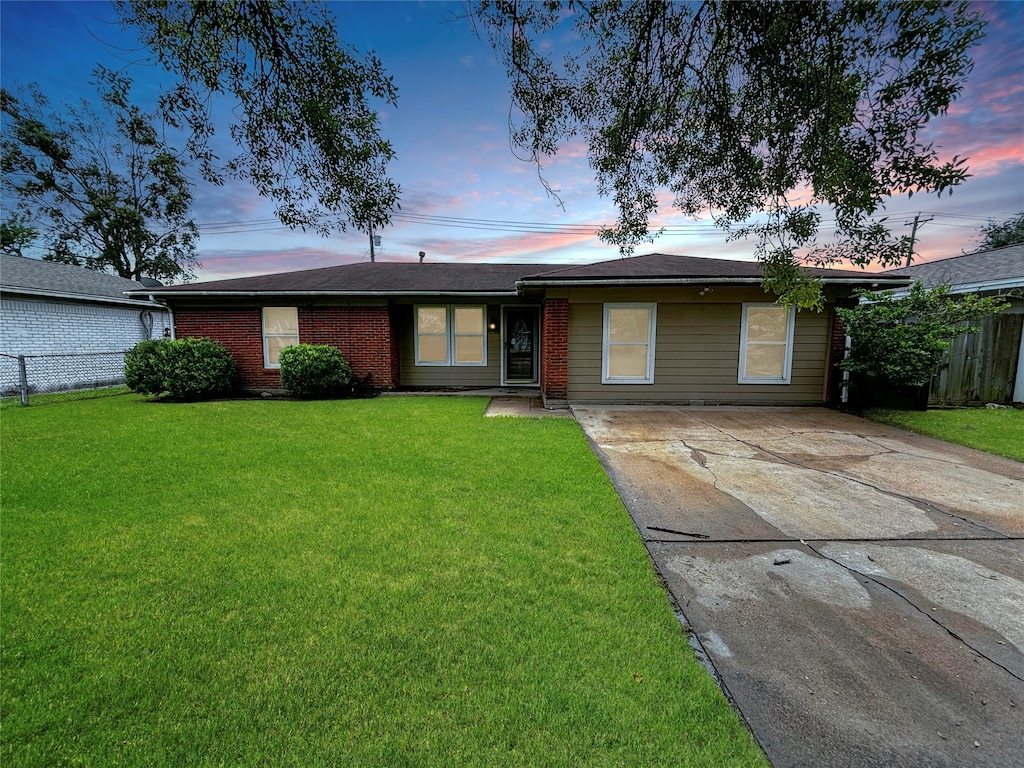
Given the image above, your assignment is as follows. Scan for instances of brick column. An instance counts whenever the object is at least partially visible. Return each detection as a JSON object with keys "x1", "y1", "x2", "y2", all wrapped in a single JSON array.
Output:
[
  {"x1": 826, "y1": 300, "x2": 855, "y2": 405},
  {"x1": 540, "y1": 297, "x2": 569, "y2": 407}
]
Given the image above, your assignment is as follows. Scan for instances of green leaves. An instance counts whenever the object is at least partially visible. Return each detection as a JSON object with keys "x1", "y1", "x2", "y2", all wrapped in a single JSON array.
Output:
[
  {"x1": 278, "y1": 344, "x2": 354, "y2": 398},
  {"x1": 976, "y1": 212, "x2": 1024, "y2": 251},
  {"x1": 837, "y1": 282, "x2": 1010, "y2": 387},
  {"x1": 1, "y1": 75, "x2": 199, "y2": 282},
  {"x1": 125, "y1": 337, "x2": 238, "y2": 400},
  {"x1": 474, "y1": 1, "x2": 986, "y2": 308},
  {"x1": 115, "y1": 1, "x2": 400, "y2": 236}
]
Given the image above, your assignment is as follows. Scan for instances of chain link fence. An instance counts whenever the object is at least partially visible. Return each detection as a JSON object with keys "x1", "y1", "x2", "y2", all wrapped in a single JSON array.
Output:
[{"x1": 1, "y1": 351, "x2": 129, "y2": 406}]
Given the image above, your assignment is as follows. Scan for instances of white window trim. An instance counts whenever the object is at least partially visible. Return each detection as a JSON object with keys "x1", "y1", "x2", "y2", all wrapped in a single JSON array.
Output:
[
  {"x1": 414, "y1": 305, "x2": 488, "y2": 367},
  {"x1": 414, "y1": 305, "x2": 450, "y2": 366},
  {"x1": 738, "y1": 303, "x2": 796, "y2": 384},
  {"x1": 602, "y1": 302, "x2": 657, "y2": 384},
  {"x1": 262, "y1": 306, "x2": 299, "y2": 369}
]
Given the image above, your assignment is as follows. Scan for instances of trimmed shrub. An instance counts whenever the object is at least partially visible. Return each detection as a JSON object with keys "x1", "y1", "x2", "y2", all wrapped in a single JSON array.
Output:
[
  {"x1": 161, "y1": 337, "x2": 238, "y2": 400},
  {"x1": 126, "y1": 337, "x2": 236, "y2": 400},
  {"x1": 279, "y1": 344, "x2": 353, "y2": 398},
  {"x1": 124, "y1": 339, "x2": 169, "y2": 395}
]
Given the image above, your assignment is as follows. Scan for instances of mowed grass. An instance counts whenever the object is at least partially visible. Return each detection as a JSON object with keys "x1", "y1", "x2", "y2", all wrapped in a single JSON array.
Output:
[
  {"x1": 1, "y1": 396, "x2": 765, "y2": 767},
  {"x1": 867, "y1": 406, "x2": 1024, "y2": 462}
]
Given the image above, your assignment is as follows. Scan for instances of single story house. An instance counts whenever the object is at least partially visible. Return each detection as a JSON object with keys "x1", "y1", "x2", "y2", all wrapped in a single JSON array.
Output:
[
  {"x1": 1, "y1": 254, "x2": 169, "y2": 395},
  {"x1": 885, "y1": 244, "x2": 1024, "y2": 404},
  {"x1": 128, "y1": 252, "x2": 909, "y2": 407}
]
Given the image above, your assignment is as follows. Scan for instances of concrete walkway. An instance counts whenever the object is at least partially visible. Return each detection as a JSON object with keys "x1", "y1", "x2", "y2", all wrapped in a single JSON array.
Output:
[
  {"x1": 385, "y1": 387, "x2": 569, "y2": 418},
  {"x1": 573, "y1": 406, "x2": 1024, "y2": 768}
]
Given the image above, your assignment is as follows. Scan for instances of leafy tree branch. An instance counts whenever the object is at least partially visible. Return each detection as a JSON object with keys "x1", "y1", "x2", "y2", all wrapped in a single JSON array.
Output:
[
  {"x1": 114, "y1": 0, "x2": 400, "y2": 237},
  {"x1": 1, "y1": 74, "x2": 199, "y2": 282},
  {"x1": 472, "y1": 0, "x2": 986, "y2": 308}
]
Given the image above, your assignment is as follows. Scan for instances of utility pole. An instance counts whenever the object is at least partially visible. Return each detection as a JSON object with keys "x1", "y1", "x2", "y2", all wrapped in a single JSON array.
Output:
[
  {"x1": 905, "y1": 212, "x2": 933, "y2": 266},
  {"x1": 368, "y1": 222, "x2": 375, "y2": 263}
]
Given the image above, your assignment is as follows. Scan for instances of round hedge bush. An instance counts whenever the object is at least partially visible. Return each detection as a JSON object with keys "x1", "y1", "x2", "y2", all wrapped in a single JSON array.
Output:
[
  {"x1": 278, "y1": 343, "x2": 353, "y2": 398},
  {"x1": 124, "y1": 338, "x2": 169, "y2": 395},
  {"x1": 125, "y1": 337, "x2": 237, "y2": 400}
]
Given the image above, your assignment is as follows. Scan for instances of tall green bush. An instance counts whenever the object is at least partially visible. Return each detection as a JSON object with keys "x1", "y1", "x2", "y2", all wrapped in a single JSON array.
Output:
[
  {"x1": 124, "y1": 339, "x2": 168, "y2": 395},
  {"x1": 279, "y1": 344, "x2": 353, "y2": 397},
  {"x1": 838, "y1": 283, "x2": 1009, "y2": 387},
  {"x1": 124, "y1": 337, "x2": 237, "y2": 400}
]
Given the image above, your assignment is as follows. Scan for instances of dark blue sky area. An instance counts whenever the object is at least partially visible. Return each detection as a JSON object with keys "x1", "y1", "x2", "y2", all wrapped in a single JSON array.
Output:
[{"x1": 2, "y1": 1, "x2": 1022, "y2": 280}]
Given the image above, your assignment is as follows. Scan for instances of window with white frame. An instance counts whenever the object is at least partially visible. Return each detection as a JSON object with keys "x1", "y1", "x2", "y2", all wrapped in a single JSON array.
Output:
[
  {"x1": 738, "y1": 303, "x2": 796, "y2": 384},
  {"x1": 602, "y1": 303, "x2": 657, "y2": 384},
  {"x1": 263, "y1": 307, "x2": 299, "y2": 368},
  {"x1": 415, "y1": 305, "x2": 486, "y2": 366}
]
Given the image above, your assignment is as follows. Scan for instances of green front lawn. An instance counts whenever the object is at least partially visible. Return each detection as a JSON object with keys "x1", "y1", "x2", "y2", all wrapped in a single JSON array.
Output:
[
  {"x1": 867, "y1": 406, "x2": 1024, "y2": 462},
  {"x1": 1, "y1": 396, "x2": 764, "y2": 767}
]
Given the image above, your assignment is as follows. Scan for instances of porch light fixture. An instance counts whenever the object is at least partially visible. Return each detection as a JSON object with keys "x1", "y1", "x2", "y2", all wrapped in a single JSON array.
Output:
[{"x1": 488, "y1": 318, "x2": 498, "y2": 331}]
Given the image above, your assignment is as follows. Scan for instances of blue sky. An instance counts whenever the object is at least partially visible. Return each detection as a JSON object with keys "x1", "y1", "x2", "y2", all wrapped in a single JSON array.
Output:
[{"x1": 2, "y1": 0, "x2": 1022, "y2": 282}]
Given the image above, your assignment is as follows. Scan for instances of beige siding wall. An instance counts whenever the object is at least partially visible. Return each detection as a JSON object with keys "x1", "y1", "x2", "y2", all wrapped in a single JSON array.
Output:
[
  {"x1": 396, "y1": 303, "x2": 503, "y2": 387},
  {"x1": 566, "y1": 288, "x2": 830, "y2": 404}
]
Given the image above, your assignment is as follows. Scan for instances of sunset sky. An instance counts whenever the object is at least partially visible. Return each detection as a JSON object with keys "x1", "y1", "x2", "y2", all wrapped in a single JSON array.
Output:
[{"x1": 2, "y1": 0, "x2": 1022, "y2": 282}]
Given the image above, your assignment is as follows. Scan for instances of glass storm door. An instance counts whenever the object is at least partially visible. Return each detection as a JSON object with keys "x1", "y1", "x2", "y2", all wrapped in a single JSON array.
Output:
[{"x1": 503, "y1": 307, "x2": 538, "y2": 384}]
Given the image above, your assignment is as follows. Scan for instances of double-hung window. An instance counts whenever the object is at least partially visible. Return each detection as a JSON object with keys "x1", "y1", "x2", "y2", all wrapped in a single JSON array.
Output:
[
  {"x1": 263, "y1": 307, "x2": 298, "y2": 368},
  {"x1": 415, "y1": 305, "x2": 486, "y2": 366},
  {"x1": 738, "y1": 303, "x2": 796, "y2": 384},
  {"x1": 602, "y1": 303, "x2": 657, "y2": 384}
]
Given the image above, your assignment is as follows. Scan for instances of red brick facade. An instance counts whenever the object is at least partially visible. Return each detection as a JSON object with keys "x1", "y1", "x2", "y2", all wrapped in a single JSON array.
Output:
[
  {"x1": 540, "y1": 297, "x2": 569, "y2": 404},
  {"x1": 297, "y1": 305, "x2": 399, "y2": 388},
  {"x1": 173, "y1": 305, "x2": 399, "y2": 391}
]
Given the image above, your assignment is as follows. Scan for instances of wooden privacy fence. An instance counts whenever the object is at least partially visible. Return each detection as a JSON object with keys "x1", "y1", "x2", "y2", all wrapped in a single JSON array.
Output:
[{"x1": 930, "y1": 312, "x2": 1023, "y2": 405}]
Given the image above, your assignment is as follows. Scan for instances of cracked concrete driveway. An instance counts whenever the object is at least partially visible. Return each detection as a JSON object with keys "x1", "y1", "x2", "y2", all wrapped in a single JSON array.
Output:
[{"x1": 573, "y1": 406, "x2": 1024, "y2": 768}]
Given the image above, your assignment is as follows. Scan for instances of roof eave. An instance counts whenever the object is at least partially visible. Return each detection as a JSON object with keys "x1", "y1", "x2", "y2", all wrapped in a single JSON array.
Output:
[
  {"x1": 125, "y1": 289, "x2": 521, "y2": 298},
  {"x1": 515, "y1": 275, "x2": 911, "y2": 289},
  {"x1": 1, "y1": 286, "x2": 164, "y2": 307},
  {"x1": 890, "y1": 276, "x2": 1024, "y2": 296}
]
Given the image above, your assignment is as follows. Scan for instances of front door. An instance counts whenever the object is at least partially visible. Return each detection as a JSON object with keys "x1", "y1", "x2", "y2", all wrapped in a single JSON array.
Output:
[{"x1": 503, "y1": 307, "x2": 538, "y2": 384}]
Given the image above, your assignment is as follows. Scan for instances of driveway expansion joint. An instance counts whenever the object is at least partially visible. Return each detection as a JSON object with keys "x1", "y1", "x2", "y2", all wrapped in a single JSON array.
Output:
[
  {"x1": 802, "y1": 540, "x2": 1024, "y2": 684},
  {"x1": 686, "y1": 419, "x2": 1013, "y2": 540}
]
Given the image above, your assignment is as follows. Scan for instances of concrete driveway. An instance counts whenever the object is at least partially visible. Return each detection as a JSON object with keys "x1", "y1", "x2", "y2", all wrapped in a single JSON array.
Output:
[{"x1": 572, "y1": 406, "x2": 1024, "y2": 768}]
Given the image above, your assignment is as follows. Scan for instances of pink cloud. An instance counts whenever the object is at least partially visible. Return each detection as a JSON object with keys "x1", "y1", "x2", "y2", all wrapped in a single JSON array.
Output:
[{"x1": 194, "y1": 247, "x2": 361, "y2": 281}]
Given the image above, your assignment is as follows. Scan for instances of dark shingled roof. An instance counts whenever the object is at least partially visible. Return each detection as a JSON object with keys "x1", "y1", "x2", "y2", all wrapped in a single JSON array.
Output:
[
  {"x1": 882, "y1": 244, "x2": 1024, "y2": 291},
  {"x1": 1, "y1": 254, "x2": 159, "y2": 305},
  {"x1": 140, "y1": 262, "x2": 540, "y2": 295},
  {"x1": 518, "y1": 252, "x2": 908, "y2": 283},
  {"x1": 132, "y1": 252, "x2": 908, "y2": 297}
]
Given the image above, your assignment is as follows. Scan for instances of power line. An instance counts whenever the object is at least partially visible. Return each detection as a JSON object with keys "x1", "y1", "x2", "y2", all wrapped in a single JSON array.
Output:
[{"x1": 191, "y1": 209, "x2": 1003, "y2": 238}]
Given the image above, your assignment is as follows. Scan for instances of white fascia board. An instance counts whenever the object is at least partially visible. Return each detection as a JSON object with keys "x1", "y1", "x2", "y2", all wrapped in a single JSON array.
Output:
[
  {"x1": 888, "y1": 277, "x2": 1024, "y2": 298},
  {"x1": 1, "y1": 286, "x2": 164, "y2": 308}
]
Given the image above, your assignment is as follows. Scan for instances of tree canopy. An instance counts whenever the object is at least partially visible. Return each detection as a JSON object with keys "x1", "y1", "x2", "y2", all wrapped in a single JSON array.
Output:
[
  {"x1": 473, "y1": 0, "x2": 986, "y2": 308},
  {"x1": 976, "y1": 211, "x2": 1024, "y2": 251},
  {"x1": 1, "y1": 73, "x2": 198, "y2": 282},
  {"x1": 113, "y1": 0, "x2": 400, "y2": 238}
]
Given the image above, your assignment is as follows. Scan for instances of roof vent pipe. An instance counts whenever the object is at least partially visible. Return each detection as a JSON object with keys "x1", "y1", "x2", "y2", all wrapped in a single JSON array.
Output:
[{"x1": 419, "y1": 251, "x2": 425, "y2": 263}]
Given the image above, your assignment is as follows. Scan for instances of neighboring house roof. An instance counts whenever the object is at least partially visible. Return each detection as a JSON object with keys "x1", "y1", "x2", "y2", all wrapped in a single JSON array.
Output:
[
  {"x1": 0, "y1": 254, "x2": 161, "y2": 307},
  {"x1": 130, "y1": 252, "x2": 909, "y2": 298},
  {"x1": 882, "y1": 244, "x2": 1024, "y2": 294}
]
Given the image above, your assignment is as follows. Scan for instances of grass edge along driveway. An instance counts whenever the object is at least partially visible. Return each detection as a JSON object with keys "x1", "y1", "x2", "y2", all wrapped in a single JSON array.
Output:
[
  {"x1": 1, "y1": 396, "x2": 765, "y2": 767},
  {"x1": 866, "y1": 406, "x2": 1024, "y2": 462}
]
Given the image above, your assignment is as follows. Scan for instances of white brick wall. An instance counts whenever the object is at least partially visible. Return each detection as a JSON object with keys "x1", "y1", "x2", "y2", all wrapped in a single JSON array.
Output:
[
  {"x1": 0, "y1": 296, "x2": 169, "y2": 356},
  {"x1": 0, "y1": 296, "x2": 170, "y2": 395}
]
